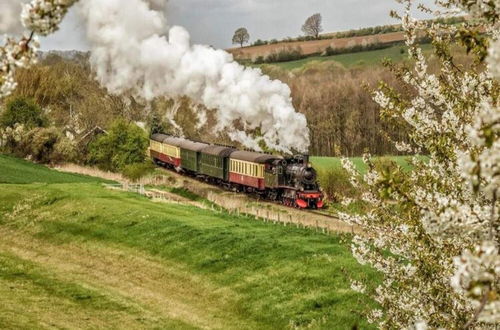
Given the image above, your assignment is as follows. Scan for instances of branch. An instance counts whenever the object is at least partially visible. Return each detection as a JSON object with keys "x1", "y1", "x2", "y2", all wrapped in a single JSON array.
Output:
[{"x1": 464, "y1": 286, "x2": 490, "y2": 329}]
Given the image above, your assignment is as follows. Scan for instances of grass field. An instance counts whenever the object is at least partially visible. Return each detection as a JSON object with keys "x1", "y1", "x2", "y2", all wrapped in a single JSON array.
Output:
[
  {"x1": 0, "y1": 155, "x2": 380, "y2": 329},
  {"x1": 311, "y1": 155, "x2": 415, "y2": 174},
  {"x1": 254, "y1": 44, "x2": 434, "y2": 70},
  {"x1": 0, "y1": 154, "x2": 110, "y2": 184}
]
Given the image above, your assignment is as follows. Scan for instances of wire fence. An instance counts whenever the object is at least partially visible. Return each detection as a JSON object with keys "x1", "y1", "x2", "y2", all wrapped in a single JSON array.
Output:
[
  {"x1": 105, "y1": 183, "x2": 361, "y2": 235},
  {"x1": 206, "y1": 191, "x2": 361, "y2": 235}
]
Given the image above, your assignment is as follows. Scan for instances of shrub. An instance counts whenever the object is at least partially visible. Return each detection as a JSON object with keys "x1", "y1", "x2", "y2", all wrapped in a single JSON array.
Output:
[
  {"x1": 88, "y1": 119, "x2": 148, "y2": 172},
  {"x1": 0, "y1": 97, "x2": 47, "y2": 129},
  {"x1": 1, "y1": 126, "x2": 76, "y2": 164},
  {"x1": 0, "y1": 124, "x2": 28, "y2": 155},
  {"x1": 23, "y1": 127, "x2": 76, "y2": 164},
  {"x1": 252, "y1": 39, "x2": 268, "y2": 46},
  {"x1": 317, "y1": 167, "x2": 357, "y2": 203},
  {"x1": 259, "y1": 47, "x2": 305, "y2": 64},
  {"x1": 322, "y1": 46, "x2": 335, "y2": 57},
  {"x1": 51, "y1": 137, "x2": 77, "y2": 164},
  {"x1": 320, "y1": 41, "x2": 399, "y2": 57},
  {"x1": 122, "y1": 162, "x2": 155, "y2": 182},
  {"x1": 253, "y1": 56, "x2": 265, "y2": 64}
]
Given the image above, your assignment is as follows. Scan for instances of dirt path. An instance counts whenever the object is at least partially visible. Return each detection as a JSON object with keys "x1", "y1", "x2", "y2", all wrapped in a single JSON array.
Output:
[{"x1": 0, "y1": 227, "x2": 256, "y2": 329}]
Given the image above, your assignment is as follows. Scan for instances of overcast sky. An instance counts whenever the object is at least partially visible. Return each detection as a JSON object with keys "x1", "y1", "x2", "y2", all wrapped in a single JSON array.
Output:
[{"x1": 40, "y1": 0, "x2": 435, "y2": 51}]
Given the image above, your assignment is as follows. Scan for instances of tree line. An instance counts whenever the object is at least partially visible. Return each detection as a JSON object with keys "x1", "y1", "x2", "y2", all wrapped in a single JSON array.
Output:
[
  {"x1": 0, "y1": 53, "x2": 421, "y2": 158},
  {"x1": 233, "y1": 14, "x2": 466, "y2": 48}
]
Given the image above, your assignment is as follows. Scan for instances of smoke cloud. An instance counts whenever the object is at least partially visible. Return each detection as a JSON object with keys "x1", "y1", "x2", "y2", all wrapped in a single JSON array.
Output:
[
  {"x1": 0, "y1": 0, "x2": 25, "y2": 36},
  {"x1": 78, "y1": 0, "x2": 309, "y2": 153}
]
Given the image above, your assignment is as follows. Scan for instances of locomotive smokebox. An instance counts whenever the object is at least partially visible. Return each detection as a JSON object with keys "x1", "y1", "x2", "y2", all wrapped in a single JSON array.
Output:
[{"x1": 286, "y1": 163, "x2": 317, "y2": 185}]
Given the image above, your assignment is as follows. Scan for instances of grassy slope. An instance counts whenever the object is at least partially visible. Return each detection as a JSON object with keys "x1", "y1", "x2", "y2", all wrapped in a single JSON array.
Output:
[
  {"x1": 0, "y1": 155, "x2": 380, "y2": 329},
  {"x1": 0, "y1": 154, "x2": 110, "y2": 184},
  {"x1": 255, "y1": 44, "x2": 434, "y2": 70}
]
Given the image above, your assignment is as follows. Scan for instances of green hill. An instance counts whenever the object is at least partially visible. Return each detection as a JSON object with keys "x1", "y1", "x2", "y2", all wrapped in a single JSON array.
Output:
[
  {"x1": 0, "y1": 155, "x2": 379, "y2": 329},
  {"x1": 257, "y1": 44, "x2": 434, "y2": 70},
  {"x1": 0, "y1": 154, "x2": 109, "y2": 184}
]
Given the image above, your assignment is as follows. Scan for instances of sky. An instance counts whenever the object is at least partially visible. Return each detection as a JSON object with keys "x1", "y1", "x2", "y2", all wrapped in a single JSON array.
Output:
[{"x1": 38, "y1": 0, "x2": 435, "y2": 51}]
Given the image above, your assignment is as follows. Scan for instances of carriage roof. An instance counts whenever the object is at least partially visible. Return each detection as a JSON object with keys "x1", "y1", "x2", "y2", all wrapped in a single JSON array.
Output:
[
  {"x1": 230, "y1": 151, "x2": 283, "y2": 164},
  {"x1": 178, "y1": 140, "x2": 210, "y2": 152},
  {"x1": 151, "y1": 133, "x2": 169, "y2": 143},
  {"x1": 201, "y1": 145, "x2": 236, "y2": 158}
]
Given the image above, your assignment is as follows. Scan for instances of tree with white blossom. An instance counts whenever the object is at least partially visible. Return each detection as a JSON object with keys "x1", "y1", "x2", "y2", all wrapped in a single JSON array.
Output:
[
  {"x1": 0, "y1": 0, "x2": 77, "y2": 99},
  {"x1": 341, "y1": 0, "x2": 499, "y2": 328}
]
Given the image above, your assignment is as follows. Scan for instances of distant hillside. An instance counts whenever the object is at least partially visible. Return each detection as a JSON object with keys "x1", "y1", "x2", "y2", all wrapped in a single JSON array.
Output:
[
  {"x1": 227, "y1": 31, "x2": 406, "y2": 60},
  {"x1": 227, "y1": 16, "x2": 466, "y2": 61}
]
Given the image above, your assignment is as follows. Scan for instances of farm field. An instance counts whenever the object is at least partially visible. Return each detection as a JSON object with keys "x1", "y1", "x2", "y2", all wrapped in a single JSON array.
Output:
[
  {"x1": 227, "y1": 31, "x2": 406, "y2": 59},
  {"x1": 253, "y1": 43, "x2": 434, "y2": 70},
  {"x1": 0, "y1": 155, "x2": 380, "y2": 329}
]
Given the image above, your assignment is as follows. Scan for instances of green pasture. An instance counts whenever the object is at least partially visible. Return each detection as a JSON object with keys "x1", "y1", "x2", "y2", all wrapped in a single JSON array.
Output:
[
  {"x1": 0, "y1": 155, "x2": 380, "y2": 329},
  {"x1": 256, "y1": 44, "x2": 434, "y2": 70},
  {"x1": 311, "y1": 155, "x2": 416, "y2": 174},
  {"x1": 0, "y1": 154, "x2": 109, "y2": 184}
]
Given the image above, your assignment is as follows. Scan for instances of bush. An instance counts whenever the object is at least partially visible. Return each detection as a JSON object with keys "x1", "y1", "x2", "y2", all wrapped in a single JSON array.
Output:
[
  {"x1": 0, "y1": 125, "x2": 76, "y2": 164},
  {"x1": 254, "y1": 47, "x2": 305, "y2": 64},
  {"x1": 252, "y1": 39, "x2": 268, "y2": 46},
  {"x1": 320, "y1": 41, "x2": 398, "y2": 57},
  {"x1": 122, "y1": 162, "x2": 155, "y2": 182},
  {"x1": 0, "y1": 97, "x2": 47, "y2": 129},
  {"x1": 0, "y1": 124, "x2": 28, "y2": 155},
  {"x1": 322, "y1": 46, "x2": 336, "y2": 57},
  {"x1": 317, "y1": 167, "x2": 357, "y2": 203},
  {"x1": 24, "y1": 127, "x2": 76, "y2": 164},
  {"x1": 51, "y1": 137, "x2": 77, "y2": 164},
  {"x1": 253, "y1": 56, "x2": 265, "y2": 64},
  {"x1": 88, "y1": 119, "x2": 148, "y2": 172}
]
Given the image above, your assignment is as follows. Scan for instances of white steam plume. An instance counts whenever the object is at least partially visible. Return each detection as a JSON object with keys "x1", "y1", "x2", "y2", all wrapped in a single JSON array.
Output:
[
  {"x1": 0, "y1": 0, "x2": 25, "y2": 36},
  {"x1": 78, "y1": 0, "x2": 309, "y2": 153}
]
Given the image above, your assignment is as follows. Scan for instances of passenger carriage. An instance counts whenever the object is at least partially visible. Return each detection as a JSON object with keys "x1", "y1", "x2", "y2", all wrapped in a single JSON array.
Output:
[
  {"x1": 229, "y1": 151, "x2": 282, "y2": 190},
  {"x1": 178, "y1": 140, "x2": 209, "y2": 173},
  {"x1": 150, "y1": 134, "x2": 182, "y2": 167},
  {"x1": 199, "y1": 146, "x2": 236, "y2": 181}
]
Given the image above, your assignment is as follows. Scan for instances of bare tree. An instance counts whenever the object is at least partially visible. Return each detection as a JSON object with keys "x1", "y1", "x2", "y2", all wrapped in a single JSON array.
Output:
[
  {"x1": 302, "y1": 13, "x2": 323, "y2": 39},
  {"x1": 232, "y1": 28, "x2": 250, "y2": 48}
]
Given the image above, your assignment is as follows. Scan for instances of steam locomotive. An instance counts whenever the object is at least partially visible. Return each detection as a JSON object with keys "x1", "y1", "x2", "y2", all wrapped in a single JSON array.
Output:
[{"x1": 149, "y1": 134, "x2": 324, "y2": 209}]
